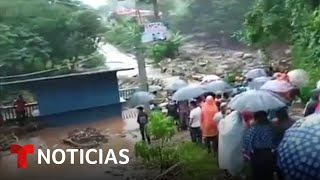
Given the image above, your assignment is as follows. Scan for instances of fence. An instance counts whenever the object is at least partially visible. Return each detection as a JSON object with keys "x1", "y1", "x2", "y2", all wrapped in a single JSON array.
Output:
[
  {"x1": 119, "y1": 87, "x2": 138, "y2": 100},
  {"x1": 1, "y1": 102, "x2": 38, "y2": 121},
  {"x1": 1, "y1": 88, "x2": 138, "y2": 121}
]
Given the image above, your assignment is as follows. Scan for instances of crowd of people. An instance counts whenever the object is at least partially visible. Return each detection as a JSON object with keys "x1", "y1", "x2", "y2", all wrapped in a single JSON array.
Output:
[{"x1": 135, "y1": 69, "x2": 320, "y2": 180}]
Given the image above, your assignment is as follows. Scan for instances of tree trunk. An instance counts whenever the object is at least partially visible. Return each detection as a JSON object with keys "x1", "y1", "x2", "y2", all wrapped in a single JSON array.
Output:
[{"x1": 152, "y1": 0, "x2": 160, "y2": 21}]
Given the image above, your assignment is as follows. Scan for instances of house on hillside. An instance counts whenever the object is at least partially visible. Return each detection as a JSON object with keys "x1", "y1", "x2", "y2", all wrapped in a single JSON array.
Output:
[{"x1": 0, "y1": 68, "x2": 133, "y2": 126}]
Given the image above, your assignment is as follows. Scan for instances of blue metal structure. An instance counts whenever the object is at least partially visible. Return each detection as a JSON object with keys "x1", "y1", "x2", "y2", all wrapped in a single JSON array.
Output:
[{"x1": 0, "y1": 68, "x2": 132, "y2": 126}]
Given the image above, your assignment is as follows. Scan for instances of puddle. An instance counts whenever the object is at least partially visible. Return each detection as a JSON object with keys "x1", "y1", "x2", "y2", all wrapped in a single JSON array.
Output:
[{"x1": 0, "y1": 115, "x2": 141, "y2": 180}]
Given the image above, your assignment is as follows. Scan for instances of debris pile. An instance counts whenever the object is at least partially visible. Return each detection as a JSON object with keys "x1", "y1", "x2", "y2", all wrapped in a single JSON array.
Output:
[
  {"x1": 63, "y1": 128, "x2": 108, "y2": 148},
  {"x1": 0, "y1": 133, "x2": 19, "y2": 151}
]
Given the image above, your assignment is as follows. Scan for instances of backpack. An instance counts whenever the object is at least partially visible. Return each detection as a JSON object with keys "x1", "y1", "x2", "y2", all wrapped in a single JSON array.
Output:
[{"x1": 139, "y1": 114, "x2": 148, "y2": 124}]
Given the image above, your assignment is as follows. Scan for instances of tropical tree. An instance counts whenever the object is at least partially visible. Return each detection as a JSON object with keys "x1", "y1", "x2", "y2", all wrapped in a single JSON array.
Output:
[{"x1": 0, "y1": 0, "x2": 106, "y2": 76}]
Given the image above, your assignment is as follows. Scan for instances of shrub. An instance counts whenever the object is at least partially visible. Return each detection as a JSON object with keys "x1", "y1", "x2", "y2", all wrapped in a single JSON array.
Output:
[{"x1": 146, "y1": 32, "x2": 184, "y2": 63}]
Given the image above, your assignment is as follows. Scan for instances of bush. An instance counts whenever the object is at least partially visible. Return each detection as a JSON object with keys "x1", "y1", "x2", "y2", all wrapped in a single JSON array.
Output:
[
  {"x1": 135, "y1": 111, "x2": 177, "y2": 172},
  {"x1": 146, "y1": 32, "x2": 184, "y2": 63},
  {"x1": 135, "y1": 112, "x2": 219, "y2": 179},
  {"x1": 176, "y1": 142, "x2": 219, "y2": 180},
  {"x1": 291, "y1": 45, "x2": 320, "y2": 102}
]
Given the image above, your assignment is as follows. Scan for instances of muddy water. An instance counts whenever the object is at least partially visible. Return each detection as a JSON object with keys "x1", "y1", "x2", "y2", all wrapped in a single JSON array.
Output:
[{"x1": 0, "y1": 116, "x2": 140, "y2": 180}]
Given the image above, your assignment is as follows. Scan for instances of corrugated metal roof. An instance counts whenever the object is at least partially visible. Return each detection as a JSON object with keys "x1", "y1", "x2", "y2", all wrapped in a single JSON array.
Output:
[{"x1": 0, "y1": 68, "x2": 133, "y2": 86}]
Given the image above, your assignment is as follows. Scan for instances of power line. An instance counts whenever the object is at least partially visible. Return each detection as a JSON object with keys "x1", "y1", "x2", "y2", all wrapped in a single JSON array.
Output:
[{"x1": 0, "y1": 53, "x2": 101, "y2": 80}]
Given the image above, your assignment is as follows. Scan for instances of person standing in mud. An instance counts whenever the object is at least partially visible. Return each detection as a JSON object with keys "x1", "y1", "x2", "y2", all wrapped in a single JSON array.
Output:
[
  {"x1": 166, "y1": 98, "x2": 178, "y2": 120},
  {"x1": 201, "y1": 95, "x2": 219, "y2": 154},
  {"x1": 13, "y1": 95, "x2": 27, "y2": 126},
  {"x1": 136, "y1": 106, "x2": 151, "y2": 144},
  {"x1": 188, "y1": 101, "x2": 202, "y2": 144},
  {"x1": 177, "y1": 100, "x2": 189, "y2": 130}
]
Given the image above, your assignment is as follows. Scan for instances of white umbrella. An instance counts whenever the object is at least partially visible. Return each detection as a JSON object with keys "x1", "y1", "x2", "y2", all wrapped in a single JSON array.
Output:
[
  {"x1": 172, "y1": 84, "x2": 208, "y2": 101},
  {"x1": 228, "y1": 90, "x2": 286, "y2": 112},
  {"x1": 164, "y1": 79, "x2": 188, "y2": 91},
  {"x1": 202, "y1": 80, "x2": 232, "y2": 93},
  {"x1": 317, "y1": 80, "x2": 320, "y2": 89},
  {"x1": 201, "y1": 75, "x2": 221, "y2": 84},
  {"x1": 260, "y1": 79, "x2": 294, "y2": 93},
  {"x1": 248, "y1": 77, "x2": 272, "y2": 90},
  {"x1": 244, "y1": 68, "x2": 267, "y2": 79},
  {"x1": 149, "y1": 85, "x2": 162, "y2": 93},
  {"x1": 287, "y1": 69, "x2": 309, "y2": 87},
  {"x1": 128, "y1": 91, "x2": 155, "y2": 108}
]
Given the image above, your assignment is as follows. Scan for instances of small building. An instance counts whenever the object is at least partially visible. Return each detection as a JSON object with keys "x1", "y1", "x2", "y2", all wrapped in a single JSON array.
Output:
[{"x1": 0, "y1": 68, "x2": 132, "y2": 126}]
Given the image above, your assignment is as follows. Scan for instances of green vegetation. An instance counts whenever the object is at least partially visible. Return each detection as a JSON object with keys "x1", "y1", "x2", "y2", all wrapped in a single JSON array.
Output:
[
  {"x1": 0, "y1": 0, "x2": 106, "y2": 76},
  {"x1": 135, "y1": 111, "x2": 218, "y2": 179},
  {"x1": 239, "y1": 0, "x2": 320, "y2": 100},
  {"x1": 158, "y1": 0, "x2": 252, "y2": 37},
  {"x1": 135, "y1": 111, "x2": 176, "y2": 171},
  {"x1": 104, "y1": 18, "x2": 184, "y2": 63}
]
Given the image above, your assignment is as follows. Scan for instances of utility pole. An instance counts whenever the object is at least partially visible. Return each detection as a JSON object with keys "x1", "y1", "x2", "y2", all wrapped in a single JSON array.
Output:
[
  {"x1": 134, "y1": 3, "x2": 149, "y2": 92},
  {"x1": 152, "y1": 0, "x2": 160, "y2": 21}
]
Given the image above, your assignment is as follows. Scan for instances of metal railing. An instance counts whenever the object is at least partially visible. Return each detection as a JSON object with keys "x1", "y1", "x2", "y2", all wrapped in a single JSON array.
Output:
[
  {"x1": 119, "y1": 87, "x2": 138, "y2": 100},
  {"x1": 1, "y1": 102, "x2": 38, "y2": 121},
  {"x1": 1, "y1": 88, "x2": 138, "y2": 121}
]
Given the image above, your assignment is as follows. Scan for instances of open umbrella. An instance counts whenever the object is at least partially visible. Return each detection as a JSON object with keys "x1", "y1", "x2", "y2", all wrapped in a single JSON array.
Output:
[
  {"x1": 164, "y1": 79, "x2": 188, "y2": 91},
  {"x1": 128, "y1": 91, "x2": 155, "y2": 107},
  {"x1": 244, "y1": 68, "x2": 267, "y2": 79},
  {"x1": 202, "y1": 80, "x2": 232, "y2": 93},
  {"x1": 260, "y1": 79, "x2": 294, "y2": 93},
  {"x1": 172, "y1": 84, "x2": 207, "y2": 101},
  {"x1": 278, "y1": 114, "x2": 320, "y2": 180},
  {"x1": 311, "y1": 88, "x2": 320, "y2": 100},
  {"x1": 149, "y1": 85, "x2": 162, "y2": 93},
  {"x1": 317, "y1": 80, "x2": 320, "y2": 89},
  {"x1": 287, "y1": 69, "x2": 309, "y2": 88},
  {"x1": 248, "y1": 77, "x2": 272, "y2": 90},
  {"x1": 228, "y1": 90, "x2": 286, "y2": 112},
  {"x1": 266, "y1": 90, "x2": 290, "y2": 105},
  {"x1": 201, "y1": 75, "x2": 221, "y2": 84}
]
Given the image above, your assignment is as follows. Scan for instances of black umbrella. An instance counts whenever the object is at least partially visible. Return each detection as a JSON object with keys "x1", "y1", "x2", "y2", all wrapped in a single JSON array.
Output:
[{"x1": 311, "y1": 88, "x2": 320, "y2": 100}]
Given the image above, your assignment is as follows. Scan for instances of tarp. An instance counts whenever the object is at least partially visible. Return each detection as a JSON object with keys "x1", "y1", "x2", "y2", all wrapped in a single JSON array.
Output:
[{"x1": 218, "y1": 110, "x2": 246, "y2": 175}]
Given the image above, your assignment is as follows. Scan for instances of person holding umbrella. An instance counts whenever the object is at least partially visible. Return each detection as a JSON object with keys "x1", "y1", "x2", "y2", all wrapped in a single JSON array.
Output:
[
  {"x1": 243, "y1": 111, "x2": 275, "y2": 180},
  {"x1": 201, "y1": 95, "x2": 219, "y2": 155},
  {"x1": 188, "y1": 100, "x2": 202, "y2": 144}
]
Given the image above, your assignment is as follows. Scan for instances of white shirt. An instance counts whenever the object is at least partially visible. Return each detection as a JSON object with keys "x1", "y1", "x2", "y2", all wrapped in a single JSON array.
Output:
[{"x1": 189, "y1": 107, "x2": 201, "y2": 128}]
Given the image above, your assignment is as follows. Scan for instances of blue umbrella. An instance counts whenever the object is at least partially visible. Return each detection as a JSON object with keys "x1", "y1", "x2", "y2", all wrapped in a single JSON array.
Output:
[
  {"x1": 278, "y1": 114, "x2": 320, "y2": 180},
  {"x1": 164, "y1": 79, "x2": 188, "y2": 91},
  {"x1": 172, "y1": 84, "x2": 207, "y2": 101},
  {"x1": 128, "y1": 91, "x2": 155, "y2": 108},
  {"x1": 202, "y1": 80, "x2": 232, "y2": 93},
  {"x1": 228, "y1": 90, "x2": 286, "y2": 112}
]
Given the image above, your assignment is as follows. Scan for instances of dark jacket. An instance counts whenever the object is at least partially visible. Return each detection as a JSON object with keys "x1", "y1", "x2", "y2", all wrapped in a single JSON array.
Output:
[
  {"x1": 137, "y1": 111, "x2": 148, "y2": 125},
  {"x1": 304, "y1": 100, "x2": 318, "y2": 117}
]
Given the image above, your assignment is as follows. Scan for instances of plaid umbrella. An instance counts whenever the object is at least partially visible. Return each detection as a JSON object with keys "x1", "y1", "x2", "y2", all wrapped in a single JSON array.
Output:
[{"x1": 278, "y1": 114, "x2": 320, "y2": 180}]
